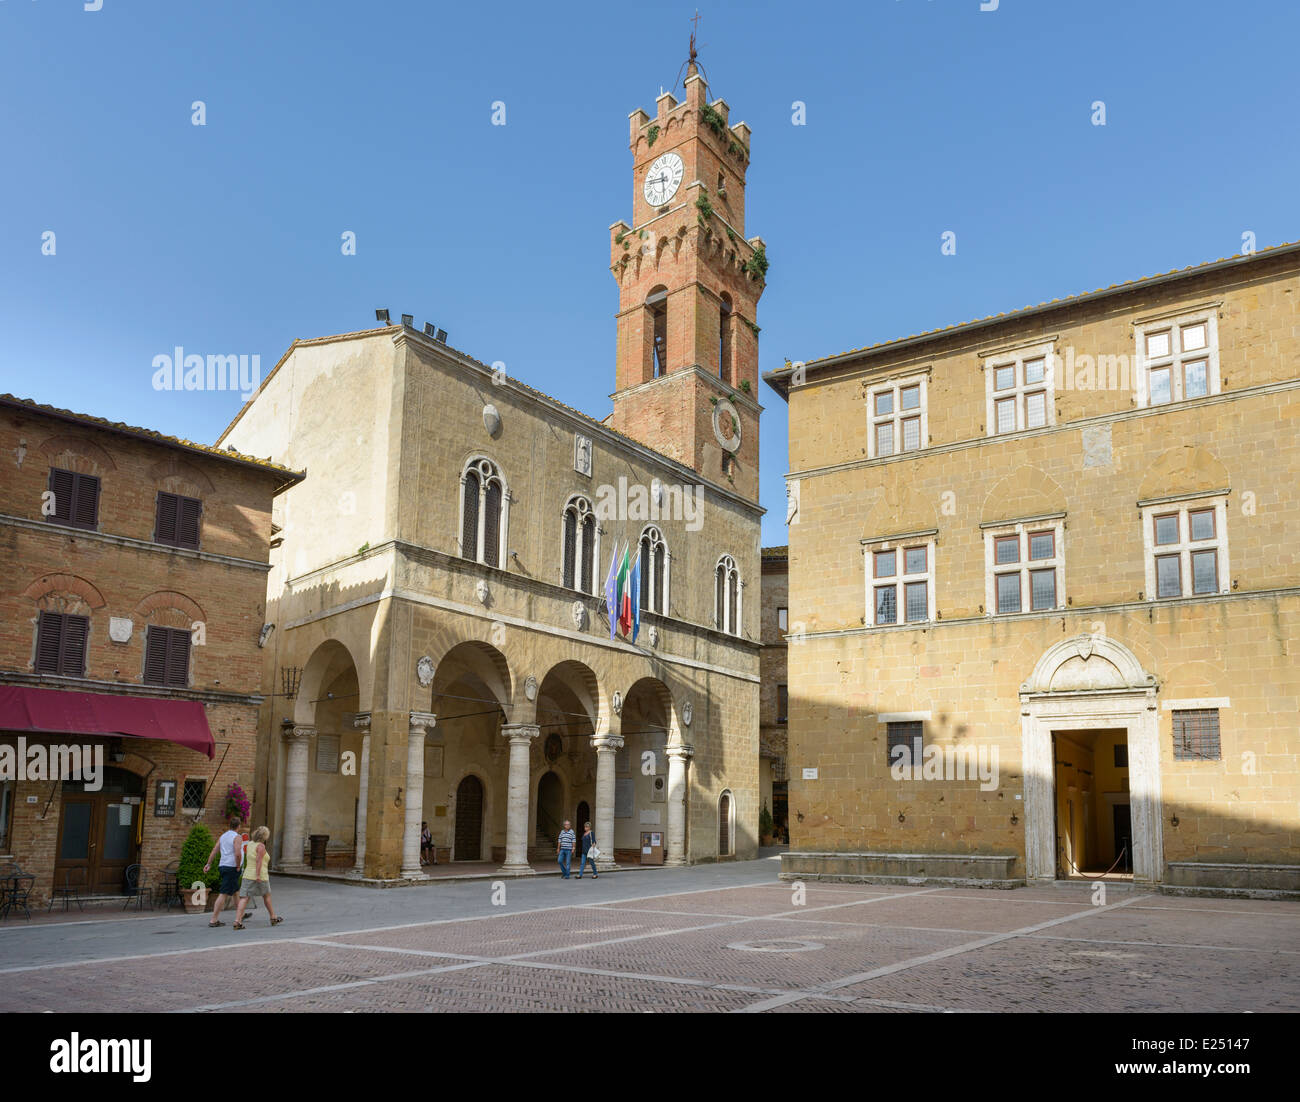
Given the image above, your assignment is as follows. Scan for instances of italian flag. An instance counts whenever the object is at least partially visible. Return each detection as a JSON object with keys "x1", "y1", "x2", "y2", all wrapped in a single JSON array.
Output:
[{"x1": 617, "y1": 543, "x2": 633, "y2": 637}]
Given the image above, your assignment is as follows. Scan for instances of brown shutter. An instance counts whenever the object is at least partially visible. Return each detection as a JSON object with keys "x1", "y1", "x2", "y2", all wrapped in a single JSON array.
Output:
[
  {"x1": 155, "y1": 492, "x2": 179, "y2": 544},
  {"x1": 35, "y1": 611, "x2": 64, "y2": 673},
  {"x1": 165, "y1": 629, "x2": 191, "y2": 687},
  {"x1": 178, "y1": 496, "x2": 202, "y2": 548},
  {"x1": 48, "y1": 469, "x2": 75, "y2": 524},
  {"x1": 60, "y1": 615, "x2": 88, "y2": 677},
  {"x1": 71, "y1": 473, "x2": 99, "y2": 529},
  {"x1": 143, "y1": 626, "x2": 169, "y2": 685}
]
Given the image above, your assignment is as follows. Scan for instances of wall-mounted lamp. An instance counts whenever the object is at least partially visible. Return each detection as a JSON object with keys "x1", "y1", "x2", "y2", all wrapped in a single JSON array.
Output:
[{"x1": 258, "y1": 623, "x2": 275, "y2": 648}]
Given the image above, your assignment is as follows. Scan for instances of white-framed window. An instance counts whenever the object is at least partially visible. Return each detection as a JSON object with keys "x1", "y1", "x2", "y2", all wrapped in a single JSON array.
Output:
[
  {"x1": 982, "y1": 515, "x2": 1066, "y2": 615},
  {"x1": 867, "y1": 374, "x2": 928, "y2": 459},
  {"x1": 983, "y1": 341, "x2": 1056, "y2": 436},
  {"x1": 715, "y1": 554, "x2": 741, "y2": 635},
  {"x1": 639, "y1": 525, "x2": 669, "y2": 614},
  {"x1": 1134, "y1": 308, "x2": 1220, "y2": 408},
  {"x1": 1139, "y1": 491, "x2": 1230, "y2": 601},
  {"x1": 459, "y1": 457, "x2": 509, "y2": 568},
  {"x1": 863, "y1": 531, "x2": 937, "y2": 626},
  {"x1": 562, "y1": 495, "x2": 600, "y2": 594}
]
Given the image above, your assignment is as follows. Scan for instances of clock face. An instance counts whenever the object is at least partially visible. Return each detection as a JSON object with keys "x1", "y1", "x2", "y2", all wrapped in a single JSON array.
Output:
[{"x1": 643, "y1": 152, "x2": 684, "y2": 206}]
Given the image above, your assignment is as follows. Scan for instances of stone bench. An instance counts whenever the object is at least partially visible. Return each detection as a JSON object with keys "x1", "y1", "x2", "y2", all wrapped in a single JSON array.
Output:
[{"x1": 779, "y1": 850, "x2": 1022, "y2": 889}]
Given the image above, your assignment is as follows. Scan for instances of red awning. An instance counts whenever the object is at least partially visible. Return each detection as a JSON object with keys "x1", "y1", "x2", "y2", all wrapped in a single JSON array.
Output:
[{"x1": 0, "y1": 686, "x2": 215, "y2": 759}]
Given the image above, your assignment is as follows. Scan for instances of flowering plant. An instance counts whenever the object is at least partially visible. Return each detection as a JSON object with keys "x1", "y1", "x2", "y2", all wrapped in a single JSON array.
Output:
[{"x1": 225, "y1": 782, "x2": 251, "y2": 822}]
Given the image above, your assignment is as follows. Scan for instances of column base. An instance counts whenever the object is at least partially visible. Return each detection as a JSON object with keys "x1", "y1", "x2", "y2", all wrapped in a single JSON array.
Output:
[
  {"x1": 664, "y1": 857, "x2": 688, "y2": 868},
  {"x1": 278, "y1": 862, "x2": 308, "y2": 873},
  {"x1": 400, "y1": 866, "x2": 429, "y2": 880},
  {"x1": 497, "y1": 863, "x2": 537, "y2": 876},
  {"x1": 345, "y1": 867, "x2": 365, "y2": 879}
]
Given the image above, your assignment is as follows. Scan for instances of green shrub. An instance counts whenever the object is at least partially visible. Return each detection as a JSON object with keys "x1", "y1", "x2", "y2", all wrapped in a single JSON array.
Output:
[
  {"x1": 178, "y1": 822, "x2": 220, "y2": 898},
  {"x1": 758, "y1": 804, "x2": 774, "y2": 837}
]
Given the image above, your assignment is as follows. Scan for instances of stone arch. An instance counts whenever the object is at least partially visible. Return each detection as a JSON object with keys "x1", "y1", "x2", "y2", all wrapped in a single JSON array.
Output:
[
  {"x1": 1022, "y1": 634, "x2": 1156, "y2": 695},
  {"x1": 293, "y1": 638, "x2": 364, "y2": 727},
  {"x1": 860, "y1": 470, "x2": 939, "y2": 540},
  {"x1": 148, "y1": 455, "x2": 214, "y2": 497},
  {"x1": 1137, "y1": 445, "x2": 1230, "y2": 502},
  {"x1": 22, "y1": 573, "x2": 107, "y2": 613},
  {"x1": 980, "y1": 467, "x2": 1068, "y2": 525},
  {"x1": 430, "y1": 639, "x2": 513, "y2": 716},
  {"x1": 36, "y1": 433, "x2": 116, "y2": 475}
]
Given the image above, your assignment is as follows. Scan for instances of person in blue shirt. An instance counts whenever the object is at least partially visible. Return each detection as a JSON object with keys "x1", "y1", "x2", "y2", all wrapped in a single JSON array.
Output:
[{"x1": 556, "y1": 820, "x2": 576, "y2": 879}]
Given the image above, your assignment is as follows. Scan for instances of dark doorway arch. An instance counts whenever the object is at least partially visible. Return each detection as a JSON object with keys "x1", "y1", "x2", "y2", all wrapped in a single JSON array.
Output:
[
  {"x1": 575, "y1": 800, "x2": 591, "y2": 837},
  {"x1": 537, "y1": 771, "x2": 563, "y2": 845},
  {"x1": 454, "y1": 774, "x2": 484, "y2": 861}
]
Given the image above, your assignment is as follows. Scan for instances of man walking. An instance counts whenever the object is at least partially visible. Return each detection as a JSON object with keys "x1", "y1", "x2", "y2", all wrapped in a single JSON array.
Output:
[
  {"x1": 556, "y1": 820, "x2": 576, "y2": 879},
  {"x1": 203, "y1": 815, "x2": 244, "y2": 928}
]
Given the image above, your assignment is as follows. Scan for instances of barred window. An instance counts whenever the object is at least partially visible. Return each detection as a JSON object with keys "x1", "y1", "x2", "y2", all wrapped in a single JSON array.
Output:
[
  {"x1": 1173, "y1": 709, "x2": 1221, "y2": 761},
  {"x1": 181, "y1": 778, "x2": 206, "y2": 811},
  {"x1": 886, "y1": 720, "x2": 923, "y2": 766}
]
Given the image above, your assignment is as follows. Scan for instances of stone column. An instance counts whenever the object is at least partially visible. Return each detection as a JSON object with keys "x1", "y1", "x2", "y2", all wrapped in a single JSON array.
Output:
[
  {"x1": 280, "y1": 725, "x2": 313, "y2": 870},
  {"x1": 592, "y1": 734, "x2": 624, "y2": 871},
  {"x1": 401, "y1": 712, "x2": 436, "y2": 879},
  {"x1": 498, "y1": 723, "x2": 540, "y2": 874},
  {"x1": 348, "y1": 713, "x2": 371, "y2": 878},
  {"x1": 665, "y1": 744, "x2": 694, "y2": 867}
]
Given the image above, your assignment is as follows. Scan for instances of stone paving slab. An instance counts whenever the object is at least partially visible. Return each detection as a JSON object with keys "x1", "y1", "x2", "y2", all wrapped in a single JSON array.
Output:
[
  {"x1": 836, "y1": 935, "x2": 1300, "y2": 1013},
  {"x1": 236, "y1": 962, "x2": 766, "y2": 1014},
  {"x1": 1, "y1": 861, "x2": 1296, "y2": 1013}
]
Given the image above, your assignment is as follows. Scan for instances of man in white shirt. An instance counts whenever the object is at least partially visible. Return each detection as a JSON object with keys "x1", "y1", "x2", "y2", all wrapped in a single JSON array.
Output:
[{"x1": 203, "y1": 816, "x2": 244, "y2": 927}]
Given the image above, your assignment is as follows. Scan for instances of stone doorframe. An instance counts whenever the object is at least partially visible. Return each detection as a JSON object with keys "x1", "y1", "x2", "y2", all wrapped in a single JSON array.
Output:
[{"x1": 1019, "y1": 634, "x2": 1162, "y2": 885}]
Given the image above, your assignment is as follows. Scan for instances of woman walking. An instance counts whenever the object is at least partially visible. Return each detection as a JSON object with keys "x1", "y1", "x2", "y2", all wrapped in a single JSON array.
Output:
[
  {"x1": 576, "y1": 821, "x2": 599, "y2": 879},
  {"x1": 233, "y1": 826, "x2": 283, "y2": 930}
]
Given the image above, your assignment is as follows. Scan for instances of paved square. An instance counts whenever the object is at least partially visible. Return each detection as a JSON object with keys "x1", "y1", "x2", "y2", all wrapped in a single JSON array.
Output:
[{"x1": 0, "y1": 861, "x2": 1296, "y2": 1013}]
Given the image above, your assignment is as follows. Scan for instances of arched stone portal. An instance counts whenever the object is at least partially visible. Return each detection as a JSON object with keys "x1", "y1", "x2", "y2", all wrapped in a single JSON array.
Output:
[{"x1": 1019, "y1": 634, "x2": 1162, "y2": 884}]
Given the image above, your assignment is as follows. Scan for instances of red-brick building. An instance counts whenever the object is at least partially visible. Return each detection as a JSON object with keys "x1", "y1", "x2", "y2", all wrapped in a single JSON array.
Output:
[{"x1": 0, "y1": 395, "x2": 301, "y2": 906}]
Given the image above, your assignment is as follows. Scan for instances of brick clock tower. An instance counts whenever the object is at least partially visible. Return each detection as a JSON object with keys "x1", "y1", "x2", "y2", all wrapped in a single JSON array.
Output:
[{"x1": 607, "y1": 59, "x2": 766, "y2": 503}]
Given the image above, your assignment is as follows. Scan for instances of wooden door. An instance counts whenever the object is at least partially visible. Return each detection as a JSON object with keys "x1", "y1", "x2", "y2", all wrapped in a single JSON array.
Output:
[
  {"x1": 454, "y1": 775, "x2": 483, "y2": 861},
  {"x1": 97, "y1": 797, "x2": 137, "y2": 893},
  {"x1": 55, "y1": 796, "x2": 97, "y2": 890}
]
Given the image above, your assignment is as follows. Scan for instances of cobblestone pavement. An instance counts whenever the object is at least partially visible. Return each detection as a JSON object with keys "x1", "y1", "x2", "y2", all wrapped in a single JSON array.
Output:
[{"x1": 1, "y1": 860, "x2": 1296, "y2": 1013}]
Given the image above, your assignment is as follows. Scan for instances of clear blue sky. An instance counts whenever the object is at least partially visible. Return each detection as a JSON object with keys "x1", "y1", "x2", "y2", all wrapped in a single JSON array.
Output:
[{"x1": 3, "y1": 0, "x2": 1297, "y2": 546}]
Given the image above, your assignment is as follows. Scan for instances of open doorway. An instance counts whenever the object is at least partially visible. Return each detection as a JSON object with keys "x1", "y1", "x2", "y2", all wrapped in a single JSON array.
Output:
[{"x1": 1052, "y1": 728, "x2": 1132, "y2": 880}]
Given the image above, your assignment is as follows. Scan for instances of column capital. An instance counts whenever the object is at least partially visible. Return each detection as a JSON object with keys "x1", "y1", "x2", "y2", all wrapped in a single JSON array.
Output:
[
  {"x1": 667, "y1": 743, "x2": 695, "y2": 761},
  {"x1": 287, "y1": 724, "x2": 315, "y2": 741},
  {"x1": 409, "y1": 711, "x2": 437, "y2": 732},
  {"x1": 353, "y1": 712, "x2": 372, "y2": 730},
  {"x1": 501, "y1": 723, "x2": 541, "y2": 745},
  {"x1": 592, "y1": 735, "x2": 624, "y2": 753}
]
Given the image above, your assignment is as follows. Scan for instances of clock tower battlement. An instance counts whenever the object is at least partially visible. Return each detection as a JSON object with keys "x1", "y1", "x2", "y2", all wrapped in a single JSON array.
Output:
[{"x1": 607, "y1": 67, "x2": 766, "y2": 504}]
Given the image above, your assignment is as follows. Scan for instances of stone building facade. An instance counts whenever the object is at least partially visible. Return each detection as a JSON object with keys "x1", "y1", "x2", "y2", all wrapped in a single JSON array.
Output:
[
  {"x1": 217, "y1": 65, "x2": 766, "y2": 879},
  {"x1": 759, "y1": 546, "x2": 788, "y2": 840},
  {"x1": 767, "y1": 243, "x2": 1300, "y2": 896},
  {"x1": 0, "y1": 395, "x2": 298, "y2": 904}
]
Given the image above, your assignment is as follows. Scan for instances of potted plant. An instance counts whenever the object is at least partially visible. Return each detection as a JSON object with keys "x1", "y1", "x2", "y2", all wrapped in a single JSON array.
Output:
[
  {"x1": 758, "y1": 803, "x2": 774, "y2": 846},
  {"x1": 178, "y1": 822, "x2": 221, "y2": 913}
]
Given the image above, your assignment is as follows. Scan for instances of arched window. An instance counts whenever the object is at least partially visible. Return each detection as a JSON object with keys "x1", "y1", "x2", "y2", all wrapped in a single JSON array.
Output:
[
  {"x1": 562, "y1": 496, "x2": 599, "y2": 594},
  {"x1": 719, "y1": 293, "x2": 733, "y2": 382},
  {"x1": 460, "y1": 458, "x2": 508, "y2": 567},
  {"x1": 715, "y1": 554, "x2": 740, "y2": 635},
  {"x1": 639, "y1": 526, "x2": 669, "y2": 615},
  {"x1": 719, "y1": 789, "x2": 734, "y2": 857},
  {"x1": 647, "y1": 286, "x2": 669, "y2": 378}
]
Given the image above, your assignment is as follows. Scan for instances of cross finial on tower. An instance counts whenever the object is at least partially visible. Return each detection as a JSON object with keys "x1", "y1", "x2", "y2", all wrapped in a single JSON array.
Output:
[{"x1": 687, "y1": 10, "x2": 701, "y2": 76}]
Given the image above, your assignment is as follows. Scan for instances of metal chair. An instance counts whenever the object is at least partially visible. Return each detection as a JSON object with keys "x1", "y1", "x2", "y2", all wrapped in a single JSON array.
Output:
[
  {"x1": 49, "y1": 867, "x2": 86, "y2": 913},
  {"x1": 4, "y1": 874, "x2": 34, "y2": 921},
  {"x1": 122, "y1": 864, "x2": 152, "y2": 911}
]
